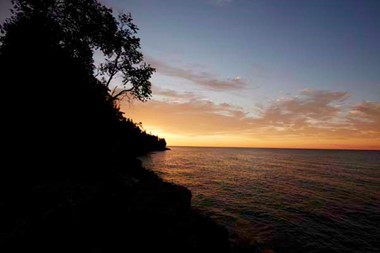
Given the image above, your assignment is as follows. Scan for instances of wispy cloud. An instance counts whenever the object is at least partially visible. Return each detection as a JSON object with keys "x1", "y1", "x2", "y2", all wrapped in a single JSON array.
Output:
[
  {"x1": 256, "y1": 89, "x2": 351, "y2": 127},
  {"x1": 208, "y1": 0, "x2": 234, "y2": 6},
  {"x1": 349, "y1": 101, "x2": 380, "y2": 121},
  {"x1": 152, "y1": 86, "x2": 198, "y2": 100},
  {"x1": 348, "y1": 101, "x2": 380, "y2": 136},
  {"x1": 146, "y1": 57, "x2": 247, "y2": 90},
  {"x1": 125, "y1": 98, "x2": 249, "y2": 135},
  {"x1": 151, "y1": 87, "x2": 203, "y2": 104},
  {"x1": 124, "y1": 88, "x2": 380, "y2": 149}
]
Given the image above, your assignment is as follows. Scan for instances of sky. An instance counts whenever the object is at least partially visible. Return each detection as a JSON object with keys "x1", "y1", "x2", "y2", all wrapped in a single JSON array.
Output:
[{"x1": 1, "y1": 0, "x2": 379, "y2": 150}]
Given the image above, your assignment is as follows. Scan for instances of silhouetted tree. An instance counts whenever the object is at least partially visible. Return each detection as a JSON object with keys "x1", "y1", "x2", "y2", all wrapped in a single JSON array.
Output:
[
  {"x1": 1, "y1": 0, "x2": 154, "y2": 102},
  {"x1": 0, "y1": 4, "x2": 234, "y2": 253},
  {"x1": 98, "y1": 13, "x2": 155, "y2": 102},
  {"x1": 0, "y1": 0, "x2": 161, "y2": 189}
]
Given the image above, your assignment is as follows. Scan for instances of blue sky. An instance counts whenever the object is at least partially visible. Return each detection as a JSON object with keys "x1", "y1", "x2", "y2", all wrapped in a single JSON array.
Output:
[
  {"x1": 102, "y1": 0, "x2": 380, "y2": 102},
  {"x1": 1, "y1": 0, "x2": 379, "y2": 148},
  {"x1": 106, "y1": 0, "x2": 380, "y2": 149}
]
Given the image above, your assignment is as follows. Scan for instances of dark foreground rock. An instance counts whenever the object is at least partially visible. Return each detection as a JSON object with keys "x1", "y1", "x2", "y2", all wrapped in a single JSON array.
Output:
[{"x1": 0, "y1": 158, "x2": 230, "y2": 253}]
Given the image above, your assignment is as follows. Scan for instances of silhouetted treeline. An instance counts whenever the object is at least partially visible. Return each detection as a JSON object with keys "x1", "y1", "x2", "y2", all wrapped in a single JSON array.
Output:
[
  {"x1": 0, "y1": 0, "x2": 163, "y2": 187},
  {"x1": 120, "y1": 118, "x2": 168, "y2": 155}
]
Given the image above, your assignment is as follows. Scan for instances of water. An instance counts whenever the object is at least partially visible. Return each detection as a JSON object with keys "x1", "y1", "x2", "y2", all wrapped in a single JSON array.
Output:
[{"x1": 139, "y1": 147, "x2": 380, "y2": 253}]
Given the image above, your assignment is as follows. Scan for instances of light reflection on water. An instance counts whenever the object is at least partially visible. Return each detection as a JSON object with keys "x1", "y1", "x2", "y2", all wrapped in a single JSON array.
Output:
[{"x1": 139, "y1": 147, "x2": 380, "y2": 252}]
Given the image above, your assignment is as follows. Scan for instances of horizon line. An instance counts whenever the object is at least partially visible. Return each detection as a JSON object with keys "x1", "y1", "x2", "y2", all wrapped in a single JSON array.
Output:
[{"x1": 167, "y1": 145, "x2": 380, "y2": 152}]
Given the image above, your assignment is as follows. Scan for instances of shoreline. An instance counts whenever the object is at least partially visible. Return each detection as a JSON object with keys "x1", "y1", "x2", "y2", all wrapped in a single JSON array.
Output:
[
  {"x1": 0, "y1": 153, "x2": 233, "y2": 252},
  {"x1": 138, "y1": 150, "x2": 261, "y2": 253}
]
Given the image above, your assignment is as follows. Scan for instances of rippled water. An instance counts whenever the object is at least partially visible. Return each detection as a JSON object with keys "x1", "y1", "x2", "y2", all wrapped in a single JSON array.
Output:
[{"x1": 139, "y1": 147, "x2": 380, "y2": 253}]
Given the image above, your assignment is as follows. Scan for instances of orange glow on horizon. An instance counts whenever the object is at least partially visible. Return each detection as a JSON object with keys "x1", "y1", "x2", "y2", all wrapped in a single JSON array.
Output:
[
  {"x1": 125, "y1": 121, "x2": 380, "y2": 151},
  {"x1": 153, "y1": 131, "x2": 380, "y2": 151},
  {"x1": 122, "y1": 94, "x2": 380, "y2": 151}
]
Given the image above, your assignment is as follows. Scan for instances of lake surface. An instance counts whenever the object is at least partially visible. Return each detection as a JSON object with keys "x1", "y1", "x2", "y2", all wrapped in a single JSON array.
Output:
[{"x1": 139, "y1": 147, "x2": 380, "y2": 253}]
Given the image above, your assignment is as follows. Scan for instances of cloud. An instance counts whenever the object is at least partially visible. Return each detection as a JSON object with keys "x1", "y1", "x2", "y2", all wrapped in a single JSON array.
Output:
[
  {"x1": 123, "y1": 88, "x2": 380, "y2": 149},
  {"x1": 256, "y1": 89, "x2": 351, "y2": 127},
  {"x1": 122, "y1": 100, "x2": 242, "y2": 136},
  {"x1": 349, "y1": 101, "x2": 380, "y2": 122},
  {"x1": 347, "y1": 101, "x2": 380, "y2": 137},
  {"x1": 124, "y1": 91, "x2": 249, "y2": 135},
  {"x1": 152, "y1": 86, "x2": 198, "y2": 100},
  {"x1": 146, "y1": 57, "x2": 247, "y2": 90},
  {"x1": 208, "y1": 0, "x2": 234, "y2": 6}
]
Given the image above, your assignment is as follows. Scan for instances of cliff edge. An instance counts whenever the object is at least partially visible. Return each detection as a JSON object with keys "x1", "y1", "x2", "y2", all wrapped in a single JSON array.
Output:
[{"x1": 0, "y1": 156, "x2": 231, "y2": 253}]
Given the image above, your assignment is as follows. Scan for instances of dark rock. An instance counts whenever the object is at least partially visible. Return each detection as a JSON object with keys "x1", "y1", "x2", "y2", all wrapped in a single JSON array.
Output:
[{"x1": 0, "y1": 159, "x2": 231, "y2": 253}]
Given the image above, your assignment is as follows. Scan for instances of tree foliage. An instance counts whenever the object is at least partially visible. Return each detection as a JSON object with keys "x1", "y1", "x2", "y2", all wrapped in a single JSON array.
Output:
[
  {"x1": 0, "y1": 0, "x2": 163, "y2": 187},
  {"x1": 1, "y1": 0, "x2": 155, "y2": 102}
]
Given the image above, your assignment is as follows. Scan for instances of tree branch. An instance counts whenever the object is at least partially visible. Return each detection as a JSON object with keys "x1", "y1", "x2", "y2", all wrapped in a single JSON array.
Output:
[
  {"x1": 105, "y1": 51, "x2": 122, "y2": 87},
  {"x1": 112, "y1": 87, "x2": 134, "y2": 100}
]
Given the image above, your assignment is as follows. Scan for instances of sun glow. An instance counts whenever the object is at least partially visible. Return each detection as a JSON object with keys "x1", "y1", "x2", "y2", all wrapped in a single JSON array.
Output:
[{"x1": 123, "y1": 95, "x2": 380, "y2": 151}]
